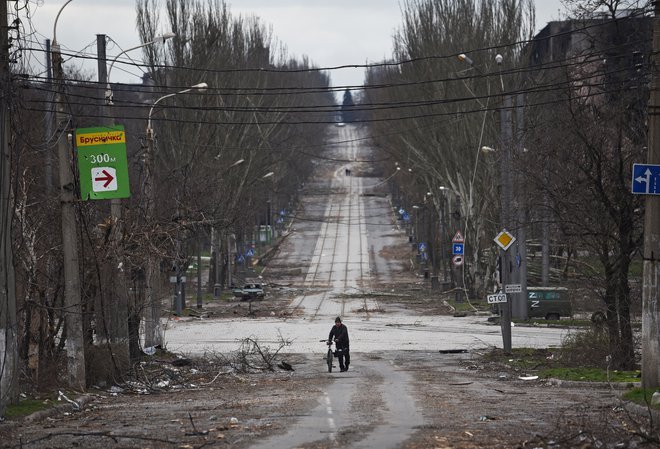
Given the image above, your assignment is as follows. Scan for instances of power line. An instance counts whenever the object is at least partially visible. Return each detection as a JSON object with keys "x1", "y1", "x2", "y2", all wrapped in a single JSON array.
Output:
[
  {"x1": 17, "y1": 58, "x2": 647, "y2": 125},
  {"x1": 13, "y1": 8, "x2": 652, "y2": 95}
]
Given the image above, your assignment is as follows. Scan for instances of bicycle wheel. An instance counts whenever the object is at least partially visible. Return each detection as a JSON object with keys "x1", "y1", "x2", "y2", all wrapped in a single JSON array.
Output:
[{"x1": 327, "y1": 348, "x2": 333, "y2": 373}]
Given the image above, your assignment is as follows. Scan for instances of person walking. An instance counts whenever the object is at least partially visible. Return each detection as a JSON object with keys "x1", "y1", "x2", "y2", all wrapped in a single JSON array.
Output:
[{"x1": 328, "y1": 316, "x2": 350, "y2": 372}]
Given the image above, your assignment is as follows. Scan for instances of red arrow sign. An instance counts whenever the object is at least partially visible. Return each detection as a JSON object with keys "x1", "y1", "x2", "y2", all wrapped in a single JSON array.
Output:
[{"x1": 94, "y1": 169, "x2": 114, "y2": 188}]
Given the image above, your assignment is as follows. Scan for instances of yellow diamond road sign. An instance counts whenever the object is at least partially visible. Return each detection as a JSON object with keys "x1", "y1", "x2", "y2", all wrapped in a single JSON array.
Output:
[{"x1": 494, "y1": 230, "x2": 516, "y2": 251}]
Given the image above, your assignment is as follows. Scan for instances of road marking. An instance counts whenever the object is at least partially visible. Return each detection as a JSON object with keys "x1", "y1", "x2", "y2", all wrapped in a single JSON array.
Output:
[{"x1": 324, "y1": 393, "x2": 337, "y2": 441}]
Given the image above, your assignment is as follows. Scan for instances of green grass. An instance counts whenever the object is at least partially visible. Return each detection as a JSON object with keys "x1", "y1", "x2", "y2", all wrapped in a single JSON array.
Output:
[
  {"x1": 447, "y1": 300, "x2": 479, "y2": 313},
  {"x1": 511, "y1": 318, "x2": 593, "y2": 327},
  {"x1": 623, "y1": 388, "x2": 660, "y2": 410},
  {"x1": 482, "y1": 347, "x2": 642, "y2": 384},
  {"x1": 539, "y1": 367, "x2": 641, "y2": 383},
  {"x1": 447, "y1": 299, "x2": 489, "y2": 313},
  {"x1": 4, "y1": 398, "x2": 54, "y2": 419},
  {"x1": 483, "y1": 347, "x2": 554, "y2": 371}
]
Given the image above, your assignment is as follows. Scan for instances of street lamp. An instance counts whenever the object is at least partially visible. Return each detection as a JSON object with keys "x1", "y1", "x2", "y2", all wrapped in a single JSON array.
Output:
[
  {"x1": 458, "y1": 52, "x2": 518, "y2": 351},
  {"x1": 104, "y1": 32, "x2": 176, "y2": 105},
  {"x1": 211, "y1": 159, "x2": 245, "y2": 300},
  {"x1": 143, "y1": 82, "x2": 208, "y2": 344}
]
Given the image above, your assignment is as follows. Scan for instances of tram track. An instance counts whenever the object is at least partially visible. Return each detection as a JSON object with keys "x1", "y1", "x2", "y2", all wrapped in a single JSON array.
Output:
[{"x1": 286, "y1": 125, "x2": 378, "y2": 322}]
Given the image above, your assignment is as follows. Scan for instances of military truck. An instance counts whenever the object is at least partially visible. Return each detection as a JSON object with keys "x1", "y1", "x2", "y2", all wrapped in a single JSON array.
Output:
[
  {"x1": 527, "y1": 286, "x2": 572, "y2": 320},
  {"x1": 492, "y1": 286, "x2": 572, "y2": 320}
]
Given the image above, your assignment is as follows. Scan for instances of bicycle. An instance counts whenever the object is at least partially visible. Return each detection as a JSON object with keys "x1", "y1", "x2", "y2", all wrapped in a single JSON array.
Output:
[{"x1": 320, "y1": 339, "x2": 343, "y2": 373}]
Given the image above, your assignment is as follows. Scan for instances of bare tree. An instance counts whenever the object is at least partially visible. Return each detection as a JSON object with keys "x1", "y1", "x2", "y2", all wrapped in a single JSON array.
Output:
[
  {"x1": 365, "y1": 0, "x2": 535, "y2": 297},
  {"x1": 525, "y1": 3, "x2": 650, "y2": 369},
  {"x1": 134, "y1": 0, "x2": 333, "y2": 322}
]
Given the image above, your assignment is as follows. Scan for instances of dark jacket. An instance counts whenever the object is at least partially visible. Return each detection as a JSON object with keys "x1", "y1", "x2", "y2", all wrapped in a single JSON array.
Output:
[{"x1": 329, "y1": 323, "x2": 349, "y2": 350}]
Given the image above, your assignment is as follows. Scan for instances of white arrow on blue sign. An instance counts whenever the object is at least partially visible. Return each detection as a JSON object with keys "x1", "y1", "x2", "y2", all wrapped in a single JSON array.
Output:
[
  {"x1": 452, "y1": 243, "x2": 464, "y2": 255},
  {"x1": 632, "y1": 163, "x2": 660, "y2": 195}
]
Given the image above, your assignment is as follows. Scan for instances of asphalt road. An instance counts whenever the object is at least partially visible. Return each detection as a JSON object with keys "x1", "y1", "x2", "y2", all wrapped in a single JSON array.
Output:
[{"x1": 163, "y1": 123, "x2": 569, "y2": 448}]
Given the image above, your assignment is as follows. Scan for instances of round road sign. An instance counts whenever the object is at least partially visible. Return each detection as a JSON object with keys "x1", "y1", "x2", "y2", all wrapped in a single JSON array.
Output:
[{"x1": 452, "y1": 255, "x2": 464, "y2": 266}]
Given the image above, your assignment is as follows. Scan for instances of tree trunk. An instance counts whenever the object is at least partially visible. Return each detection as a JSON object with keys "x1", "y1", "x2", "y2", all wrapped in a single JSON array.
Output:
[{"x1": 616, "y1": 253, "x2": 635, "y2": 370}]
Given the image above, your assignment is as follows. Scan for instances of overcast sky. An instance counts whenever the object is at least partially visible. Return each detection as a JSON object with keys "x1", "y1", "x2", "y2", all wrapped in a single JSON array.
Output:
[{"x1": 26, "y1": 0, "x2": 567, "y2": 88}]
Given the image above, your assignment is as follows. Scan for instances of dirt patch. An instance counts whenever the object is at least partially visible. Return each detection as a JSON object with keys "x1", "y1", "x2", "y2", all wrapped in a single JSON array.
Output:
[
  {"x1": 3, "y1": 349, "x2": 655, "y2": 449},
  {"x1": 397, "y1": 350, "x2": 654, "y2": 449},
  {"x1": 5, "y1": 289, "x2": 651, "y2": 447},
  {"x1": 1, "y1": 353, "x2": 328, "y2": 449}
]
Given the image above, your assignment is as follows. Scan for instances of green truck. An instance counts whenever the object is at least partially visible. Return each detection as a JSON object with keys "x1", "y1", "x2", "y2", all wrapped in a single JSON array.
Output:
[
  {"x1": 527, "y1": 287, "x2": 572, "y2": 320},
  {"x1": 492, "y1": 286, "x2": 572, "y2": 320}
]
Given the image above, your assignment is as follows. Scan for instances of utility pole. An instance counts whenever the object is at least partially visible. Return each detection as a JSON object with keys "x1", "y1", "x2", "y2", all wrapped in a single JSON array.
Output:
[
  {"x1": 514, "y1": 92, "x2": 528, "y2": 320},
  {"x1": 97, "y1": 35, "x2": 135, "y2": 359},
  {"x1": 197, "y1": 241, "x2": 203, "y2": 309},
  {"x1": 227, "y1": 234, "x2": 233, "y2": 288},
  {"x1": 641, "y1": 0, "x2": 660, "y2": 389},
  {"x1": 0, "y1": 0, "x2": 18, "y2": 415},
  {"x1": 143, "y1": 125, "x2": 161, "y2": 347},
  {"x1": 45, "y1": 39, "x2": 54, "y2": 192},
  {"x1": 96, "y1": 34, "x2": 117, "y2": 342},
  {"x1": 52, "y1": 25, "x2": 86, "y2": 390},
  {"x1": 500, "y1": 95, "x2": 513, "y2": 353}
]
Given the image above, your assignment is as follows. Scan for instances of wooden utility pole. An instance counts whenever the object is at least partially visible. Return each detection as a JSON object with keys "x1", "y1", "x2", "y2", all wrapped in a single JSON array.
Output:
[
  {"x1": 641, "y1": 0, "x2": 660, "y2": 389},
  {"x1": 52, "y1": 29, "x2": 86, "y2": 390},
  {"x1": 0, "y1": 0, "x2": 18, "y2": 416}
]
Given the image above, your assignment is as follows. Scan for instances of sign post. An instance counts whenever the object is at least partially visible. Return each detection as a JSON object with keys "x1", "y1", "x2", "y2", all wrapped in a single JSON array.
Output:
[
  {"x1": 76, "y1": 126, "x2": 131, "y2": 200},
  {"x1": 451, "y1": 231, "x2": 465, "y2": 302},
  {"x1": 494, "y1": 228, "x2": 515, "y2": 354}
]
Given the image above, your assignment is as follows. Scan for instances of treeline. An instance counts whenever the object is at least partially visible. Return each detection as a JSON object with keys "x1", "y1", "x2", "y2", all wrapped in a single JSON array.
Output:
[
  {"x1": 6, "y1": 0, "x2": 335, "y2": 396},
  {"x1": 362, "y1": 0, "x2": 650, "y2": 370}
]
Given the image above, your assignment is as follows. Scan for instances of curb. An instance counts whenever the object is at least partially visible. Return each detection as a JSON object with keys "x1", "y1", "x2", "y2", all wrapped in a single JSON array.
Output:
[
  {"x1": 546, "y1": 378, "x2": 641, "y2": 390},
  {"x1": 21, "y1": 394, "x2": 95, "y2": 424},
  {"x1": 623, "y1": 401, "x2": 660, "y2": 423}
]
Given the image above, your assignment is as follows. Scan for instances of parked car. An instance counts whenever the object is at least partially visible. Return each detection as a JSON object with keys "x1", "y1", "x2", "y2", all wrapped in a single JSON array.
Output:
[{"x1": 232, "y1": 283, "x2": 265, "y2": 300}]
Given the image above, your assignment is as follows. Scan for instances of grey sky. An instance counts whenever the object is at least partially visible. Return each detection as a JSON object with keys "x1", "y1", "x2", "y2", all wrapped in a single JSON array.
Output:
[{"x1": 27, "y1": 0, "x2": 566, "y2": 88}]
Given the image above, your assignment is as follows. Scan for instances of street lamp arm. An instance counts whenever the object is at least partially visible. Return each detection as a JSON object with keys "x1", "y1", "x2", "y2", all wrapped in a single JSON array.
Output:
[
  {"x1": 105, "y1": 32, "x2": 176, "y2": 104},
  {"x1": 52, "y1": 0, "x2": 73, "y2": 46},
  {"x1": 147, "y1": 82, "x2": 208, "y2": 132},
  {"x1": 147, "y1": 92, "x2": 177, "y2": 129}
]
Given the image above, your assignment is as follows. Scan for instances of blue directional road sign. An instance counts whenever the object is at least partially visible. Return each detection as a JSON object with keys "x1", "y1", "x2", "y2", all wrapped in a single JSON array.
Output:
[
  {"x1": 632, "y1": 163, "x2": 660, "y2": 195},
  {"x1": 452, "y1": 243, "x2": 464, "y2": 255}
]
